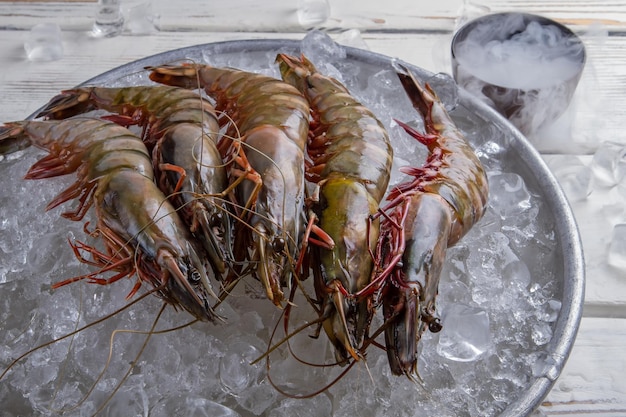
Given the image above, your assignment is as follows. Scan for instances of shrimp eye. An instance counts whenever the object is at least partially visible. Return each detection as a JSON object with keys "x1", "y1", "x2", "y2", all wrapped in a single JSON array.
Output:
[
  {"x1": 189, "y1": 269, "x2": 202, "y2": 284},
  {"x1": 210, "y1": 212, "x2": 223, "y2": 227},
  {"x1": 272, "y1": 237, "x2": 285, "y2": 252},
  {"x1": 429, "y1": 318, "x2": 443, "y2": 333}
]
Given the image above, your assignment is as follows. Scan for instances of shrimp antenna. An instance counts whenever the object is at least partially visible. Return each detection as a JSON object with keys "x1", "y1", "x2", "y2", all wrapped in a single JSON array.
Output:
[
  {"x1": 0, "y1": 285, "x2": 163, "y2": 382},
  {"x1": 90, "y1": 302, "x2": 167, "y2": 416}
]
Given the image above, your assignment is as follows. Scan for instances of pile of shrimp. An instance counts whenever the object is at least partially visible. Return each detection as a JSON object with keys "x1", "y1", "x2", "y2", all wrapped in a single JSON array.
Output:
[{"x1": 0, "y1": 53, "x2": 488, "y2": 409}]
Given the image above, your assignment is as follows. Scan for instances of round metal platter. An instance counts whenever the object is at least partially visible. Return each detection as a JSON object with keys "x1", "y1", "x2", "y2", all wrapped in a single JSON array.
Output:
[{"x1": 4, "y1": 39, "x2": 585, "y2": 416}]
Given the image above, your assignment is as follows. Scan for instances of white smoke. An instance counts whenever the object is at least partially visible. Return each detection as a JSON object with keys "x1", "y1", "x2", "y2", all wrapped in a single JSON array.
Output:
[{"x1": 452, "y1": 13, "x2": 586, "y2": 139}]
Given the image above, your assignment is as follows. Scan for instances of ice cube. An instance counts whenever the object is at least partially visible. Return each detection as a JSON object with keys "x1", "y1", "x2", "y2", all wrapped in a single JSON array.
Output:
[
  {"x1": 218, "y1": 340, "x2": 263, "y2": 393},
  {"x1": 297, "y1": 0, "x2": 330, "y2": 28},
  {"x1": 608, "y1": 223, "x2": 626, "y2": 269},
  {"x1": 301, "y1": 30, "x2": 346, "y2": 63},
  {"x1": 426, "y1": 72, "x2": 459, "y2": 112},
  {"x1": 437, "y1": 304, "x2": 491, "y2": 362},
  {"x1": 92, "y1": 0, "x2": 124, "y2": 38},
  {"x1": 24, "y1": 23, "x2": 64, "y2": 62},
  {"x1": 618, "y1": 178, "x2": 626, "y2": 199},
  {"x1": 236, "y1": 383, "x2": 277, "y2": 415},
  {"x1": 535, "y1": 299, "x2": 562, "y2": 322},
  {"x1": 547, "y1": 156, "x2": 594, "y2": 202},
  {"x1": 590, "y1": 140, "x2": 626, "y2": 186},
  {"x1": 502, "y1": 259, "x2": 532, "y2": 290},
  {"x1": 531, "y1": 322, "x2": 553, "y2": 345},
  {"x1": 269, "y1": 396, "x2": 332, "y2": 417},
  {"x1": 152, "y1": 394, "x2": 242, "y2": 417},
  {"x1": 488, "y1": 172, "x2": 532, "y2": 217},
  {"x1": 124, "y1": 2, "x2": 159, "y2": 35},
  {"x1": 335, "y1": 29, "x2": 369, "y2": 50},
  {"x1": 440, "y1": 280, "x2": 472, "y2": 305},
  {"x1": 531, "y1": 354, "x2": 561, "y2": 381}
]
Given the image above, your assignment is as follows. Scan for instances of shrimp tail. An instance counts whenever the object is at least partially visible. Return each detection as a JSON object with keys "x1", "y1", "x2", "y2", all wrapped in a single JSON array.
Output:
[
  {"x1": 146, "y1": 64, "x2": 202, "y2": 89},
  {"x1": 36, "y1": 88, "x2": 96, "y2": 119},
  {"x1": 0, "y1": 123, "x2": 32, "y2": 155}
]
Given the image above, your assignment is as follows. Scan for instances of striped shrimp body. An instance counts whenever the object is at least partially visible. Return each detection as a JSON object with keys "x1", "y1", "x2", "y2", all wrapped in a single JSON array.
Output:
[
  {"x1": 0, "y1": 118, "x2": 219, "y2": 322},
  {"x1": 37, "y1": 85, "x2": 220, "y2": 148},
  {"x1": 148, "y1": 64, "x2": 310, "y2": 306},
  {"x1": 376, "y1": 65, "x2": 489, "y2": 380},
  {"x1": 37, "y1": 85, "x2": 231, "y2": 276},
  {"x1": 277, "y1": 54, "x2": 393, "y2": 362}
]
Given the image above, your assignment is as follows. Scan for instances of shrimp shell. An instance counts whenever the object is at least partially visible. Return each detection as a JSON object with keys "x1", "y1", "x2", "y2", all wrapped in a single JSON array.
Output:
[{"x1": 277, "y1": 53, "x2": 393, "y2": 362}]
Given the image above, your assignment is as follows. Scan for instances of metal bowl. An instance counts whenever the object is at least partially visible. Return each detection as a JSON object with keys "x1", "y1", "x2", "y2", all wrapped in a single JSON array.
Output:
[
  {"x1": 1, "y1": 39, "x2": 584, "y2": 416},
  {"x1": 451, "y1": 12, "x2": 586, "y2": 137}
]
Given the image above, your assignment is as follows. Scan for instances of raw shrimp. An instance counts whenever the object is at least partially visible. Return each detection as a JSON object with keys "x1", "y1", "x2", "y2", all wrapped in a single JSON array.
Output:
[
  {"x1": 0, "y1": 118, "x2": 219, "y2": 322},
  {"x1": 370, "y1": 64, "x2": 489, "y2": 380},
  {"x1": 37, "y1": 85, "x2": 231, "y2": 276},
  {"x1": 276, "y1": 53, "x2": 393, "y2": 362},
  {"x1": 148, "y1": 63, "x2": 310, "y2": 306}
]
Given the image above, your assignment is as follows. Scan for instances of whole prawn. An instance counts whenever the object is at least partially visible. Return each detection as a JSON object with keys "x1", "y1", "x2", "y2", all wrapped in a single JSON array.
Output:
[
  {"x1": 276, "y1": 53, "x2": 394, "y2": 362},
  {"x1": 371, "y1": 64, "x2": 488, "y2": 380},
  {"x1": 36, "y1": 85, "x2": 231, "y2": 277},
  {"x1": 0, "y1": 117, "x2": 219, "y2": 322},
  {"x1": 148, "y1": 63, "x2": 310, "y2": 307}
]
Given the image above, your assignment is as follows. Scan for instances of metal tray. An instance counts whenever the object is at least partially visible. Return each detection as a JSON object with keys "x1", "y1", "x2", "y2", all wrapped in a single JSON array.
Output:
[{"x1": 0, "y1": 39, "x2": 584, "y2": 417}]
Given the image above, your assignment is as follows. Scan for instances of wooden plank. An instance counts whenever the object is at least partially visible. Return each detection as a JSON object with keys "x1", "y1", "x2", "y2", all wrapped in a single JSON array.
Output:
[
  {"x1": 0, "y1": 0, "x2": 625, "y2": 32},
  {"x1": 0, "y1": 0, "x2": 93, "y2": 3},
  {"x1": 539, "y1": 317, "x2": 626, "y2": 416},
  {"x1": 474, "y1": 0, "x2": 626, "y2": 32}
]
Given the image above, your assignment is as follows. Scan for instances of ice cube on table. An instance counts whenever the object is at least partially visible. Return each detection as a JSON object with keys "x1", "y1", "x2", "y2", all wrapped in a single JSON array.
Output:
[
  {"x1": 591, "y1": 140, "x2": 626, "y2": 186},
  {"x1": 546, "y1": 155, "x2": 594, "y2": 202},
  {"x1": 92, "y1": 0, "x2": 124, "y2": 38},
  {"x1": 125, "y1": 2, "x2": 159, "y2": 35},
  {"x1": 24, "y1": 23, "x2": 63, "y2": 62},
  {"x1": 608, "y1": 223, "x2": 626, "y2": 270},
  {"x1": 297, "y1": 0, "x2": 330, "y2": 27}
]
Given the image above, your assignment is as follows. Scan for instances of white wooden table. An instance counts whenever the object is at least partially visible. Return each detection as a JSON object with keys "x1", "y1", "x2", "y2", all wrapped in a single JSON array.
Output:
[{"x1": 1, "y1": 1, "x2": 625, "y2": 416}]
